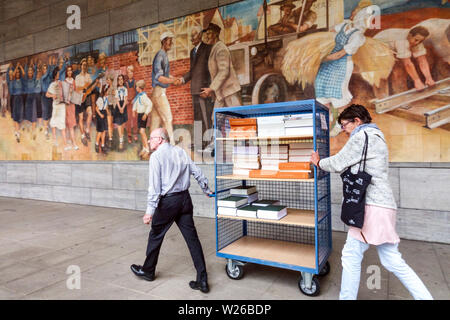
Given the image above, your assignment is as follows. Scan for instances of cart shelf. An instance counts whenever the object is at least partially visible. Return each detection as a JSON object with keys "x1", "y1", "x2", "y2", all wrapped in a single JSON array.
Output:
[
  {"x1": 218, "y1": 236, "x2": 316, "y2": 270},
  {"x1": 216, "y1": 174, "x2": 315, "y2": 182},
  {"x1": 217, "y1": 135, "x2": 313, "y2": 141},
  {"x1": 217, "y1": 208, "x2": 315, "y2": 227}
]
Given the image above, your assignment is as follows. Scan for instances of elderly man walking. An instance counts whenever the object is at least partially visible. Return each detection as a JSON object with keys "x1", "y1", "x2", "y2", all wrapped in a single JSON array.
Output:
[{"x1": 131, "y1": 128, "x2": 213, "y2": 293}]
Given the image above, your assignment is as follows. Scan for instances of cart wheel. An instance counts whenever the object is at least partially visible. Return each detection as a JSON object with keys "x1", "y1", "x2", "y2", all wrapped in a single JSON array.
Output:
[
  {"x1": 318, "y1": 261, "x2": 330, "y2": 277},
  {"x1": 225, "y1": 263, "x2": 244, "y2": 280},
  {"x1": 298, "y1": 276, "x2": 320, "y2": 296}
]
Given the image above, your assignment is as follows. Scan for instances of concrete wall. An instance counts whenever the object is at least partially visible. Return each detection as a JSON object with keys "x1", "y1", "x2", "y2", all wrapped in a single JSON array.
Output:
[
  {"x1": 0, "y1": 0, "x2": 242, "y2": 63},
  {"x1": 0, "y1": 161, "x2": 448, "y2": 244}
]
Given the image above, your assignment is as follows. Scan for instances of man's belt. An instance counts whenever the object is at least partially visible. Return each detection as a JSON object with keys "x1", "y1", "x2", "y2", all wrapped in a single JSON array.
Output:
[{"x1": 161, "y1": 190, "x2": 188, "y2": 199}]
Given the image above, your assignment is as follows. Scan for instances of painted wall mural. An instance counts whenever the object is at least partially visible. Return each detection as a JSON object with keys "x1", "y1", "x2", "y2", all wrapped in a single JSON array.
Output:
[{"x1": 0, "y1": 0, "x2": 449, "y2": 162}]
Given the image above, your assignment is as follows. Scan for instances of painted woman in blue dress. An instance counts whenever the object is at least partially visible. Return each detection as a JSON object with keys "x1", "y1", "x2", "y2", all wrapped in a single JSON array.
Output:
[{"x1": 315, "y1": 0, "x2": 377, "y2": 136}]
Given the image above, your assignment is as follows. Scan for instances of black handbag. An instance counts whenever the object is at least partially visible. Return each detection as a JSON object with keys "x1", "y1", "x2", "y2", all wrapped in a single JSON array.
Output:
[{"x1": 340, "y1": 131, "x2": 372, "y2": 228}]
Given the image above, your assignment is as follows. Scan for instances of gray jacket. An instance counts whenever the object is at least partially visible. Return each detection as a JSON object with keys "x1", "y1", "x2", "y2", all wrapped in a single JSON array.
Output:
[{"x1": 319, "y1": 127, "x2": 397, "y2": 210}]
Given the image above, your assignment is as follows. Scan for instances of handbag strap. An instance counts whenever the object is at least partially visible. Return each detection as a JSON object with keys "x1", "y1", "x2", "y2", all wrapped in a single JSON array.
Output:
[{"x1": 358, "y1": 131, "x2": 369, "y2": 172}]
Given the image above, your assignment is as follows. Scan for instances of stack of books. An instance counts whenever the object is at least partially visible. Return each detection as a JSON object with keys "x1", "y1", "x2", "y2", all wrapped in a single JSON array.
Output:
[
  {"x1": 233, "y1": 200, "x2": 287, "y2": 220},
  {"x1": 288, "y1": 142, "x2": 314, "y2": 163},
  {"x1": 259, "y1": 145, "x2": 288, "y2": 171},
  {"x1": 256, "y1": 205, "x2": 288, "y2": 220},
  {"x1": 229, "y1": 118, "x2": 257, "y2": 138},
  {"x1": 232, "y1": 146, "x2": 260, "y2": 176},
  {"x1": 279, "y1": 162, "x2": 312, "y2": 179},
  {"x1": 284, "y1": 113, "x2": 314, "y2": 136},
  {"x1": 217, "y1": 186, "x2": 259, "y2": 217},
  {"x1": 257, "y1": 115, "x2": 285, "y2": 137}
]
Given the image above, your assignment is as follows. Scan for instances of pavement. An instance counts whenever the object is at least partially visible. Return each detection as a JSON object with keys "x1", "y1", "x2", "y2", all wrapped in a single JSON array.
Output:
[{"x1": 0, "y1": 197, "x2": 448, "y2": 300}]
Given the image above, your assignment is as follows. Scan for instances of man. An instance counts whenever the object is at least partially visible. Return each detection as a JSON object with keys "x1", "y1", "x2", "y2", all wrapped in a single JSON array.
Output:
[
  {"x1": 75, "y1": 58, "x2": 95, "y2": 146},
  {"x1": 0, "y1": 73, "x2": 8, "y2": 117},
  {"x1": 268, "y1": 0, "x2": 317, "y2": 37},
  {"x1": 180, "y1": 26, "x2": 213, "y2": 149},
  {"x1": 131, "y1": 128, "x2": 213, "y2": 293},
  {"x1": 201, "y1": 23, "x2": 241, "y2": 109},
  {"x1": 373, "y1": 25, "x2": 435, "y2": 98},
  {"x1": 150, "y1": 32, "x2": 179, "y2": 144}
]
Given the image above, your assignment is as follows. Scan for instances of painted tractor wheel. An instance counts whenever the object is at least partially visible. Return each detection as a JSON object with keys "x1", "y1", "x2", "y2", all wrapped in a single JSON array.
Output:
[
  {"x1": 298, "y1": 275, "x2": 320, "y2": 296},
  {"x1": 251, "y1": 73, "x2": 289, "y2": 105},
  {"x1": 225, "y1": 263, "x2": 244, "y2": 280}
]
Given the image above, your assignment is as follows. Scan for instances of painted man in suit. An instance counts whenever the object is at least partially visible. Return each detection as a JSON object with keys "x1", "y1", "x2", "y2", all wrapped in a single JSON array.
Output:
[
  {"x1": 180, "y1": 26, "x2": 213, "y2": 148},
  {"x1": 200, "y1": 23, "x2": 241, "y2": 109}
]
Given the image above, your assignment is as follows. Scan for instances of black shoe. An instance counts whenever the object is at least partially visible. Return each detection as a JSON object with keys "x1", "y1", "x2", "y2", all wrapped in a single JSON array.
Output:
[
  {"x1": 130, "y1": 264, "x2": 155, "y2": 281},
  {"x1": 81, "y1": 136, "x2": 88, "y2": 146},
  {"x1": 95, "y1": 144, "x2": 99, "y2": 153},
  {"x1": 85, "y1": 132, "x2": 91, "y2": 141},
  {"x1": 189, "y1": 280, "x2": 209, "y2": 293}
]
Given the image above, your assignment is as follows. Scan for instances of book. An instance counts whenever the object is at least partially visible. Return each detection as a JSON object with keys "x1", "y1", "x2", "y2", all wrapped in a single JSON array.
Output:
[
  {"x1": 233, "y1": 146, "x2": 259, "y2": 155},
  {"x1": 279, "y1": 162, "x2": 311, "y2": 170},
  {"x1": 289, "y1": 149, "x2": 313, "y2": 156},
  {"x1": 232, "y1": 154, "x2": 260, "y2": 162},
  {"x1": 289, "y1": 155, "x2": 311, "y2": 162},
  {"x1": 249, "y1": 170, "x2": 278, "y2": 178},
  {"x1": 261, "y1": 159, "x2": 288, "y2": 166},
  {"x1": 217, "y1": 196, "x2": 249, "y2": 208},
  {"x1": 233, "y1": 161, "x2": 260, "y2": 169},
  {"x1": 260, "y1": 145, "x2": 288, "y2": 154},
  {"x1": 229, "y1": 130, "x2": 257, "y2": 138},
  {"x1": 236, "y1": 205, "x2": 258, "y2": 218},
  {"x1": 257, "y1": 128, "x2": 285, "y2": 138},
  {"x1": 257, "y1": 205, "x2": 288, "y2": 220},
  {"x1": 284, "y1": 113, "x2": 313, "y2": 121},
  {"x1": 257, "y1": 115, "x2": 285, "y2": 125},
  {"x1": 252, "y1": 199, "x2": 281, "y2": 207},
  {"x1": 218, "y1": 206, "x2": 238, "y2": 216},
  {"x1": 284, "y1": 120, "x2": 313, "y2": 128},
  {"x1": 235, "y1": 192, "x2": 259, "y2": 204},
  {"x1": 261, "y1": 165, "x2": 279, "y2": 171},
  {"x1": 232, "y1": 168, "x2": 251, "y2": 176},
  {"x1": 230, "y1": 186, "x2": 257, "y2": 195},
  {"x1": 289, "y1": 142, "x2": 314, "y2": 149},
  {"x1": 275, "y1": 171, "x2": 311, "y2": 179},
  {"x1": 285, "y1": 126, "x2": 314, "y2": 136},
  {"x1": 229, "y1": 118, "x2": 257, "y2": 126},
  {"x1": 260, "y1": 153, "x2": 289, "y2": 160}
]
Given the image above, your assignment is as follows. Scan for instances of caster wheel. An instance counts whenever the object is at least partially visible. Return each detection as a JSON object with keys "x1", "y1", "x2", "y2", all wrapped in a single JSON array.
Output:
[
  {"x1": 318, "y1": 261, "x2": 330, "y2": 277},
  {"x1": 225, "y1": 263, "x2": 244, "y2": 280},
  {"x1": 298, "y1": 276, "x2": 320, "y2": 296}
]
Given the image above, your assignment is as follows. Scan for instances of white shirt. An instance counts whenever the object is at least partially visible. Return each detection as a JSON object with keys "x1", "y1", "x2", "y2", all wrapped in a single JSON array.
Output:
[
  {"x1": 334, "y1": 22, "x2": 366, "y2": 55},
  {"x1": 374, "y1": 28, "x2": 427, "y2": 59},
  {"x1": 115, "y1": 86, "x2": 128, "y2": 102},
  {"x1": 96, "y1": 97, "x2": 108, "y2": 111},
  {"x1": 132, "y1": 92, "x2": 152, "y2": 114},
  {"x1": 75, "y1": 72, "x2": 92, "y2": 91},
  {"x1": 146, "y1": 143, "x2": 211, "y2": 216}
]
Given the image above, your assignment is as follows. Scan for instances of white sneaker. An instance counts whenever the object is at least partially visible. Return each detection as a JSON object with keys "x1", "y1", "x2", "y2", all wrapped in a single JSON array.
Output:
[
  {"x1": 64, "y1": 145, "x2": 72, "y2": 151},
  {"x1": 73, "y1": 145, "x2": 79, "y2": 150}
]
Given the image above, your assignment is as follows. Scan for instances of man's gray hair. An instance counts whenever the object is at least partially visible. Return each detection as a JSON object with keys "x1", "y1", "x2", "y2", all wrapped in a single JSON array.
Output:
[{"x1": 191, "y1": 25, "x2": 203, "y2": 35}]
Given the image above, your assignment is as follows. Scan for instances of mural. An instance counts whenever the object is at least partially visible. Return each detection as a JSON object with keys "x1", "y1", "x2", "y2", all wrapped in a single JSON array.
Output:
[{"x1": 0, "y1": 0, "x2": 449, "y2": 162}]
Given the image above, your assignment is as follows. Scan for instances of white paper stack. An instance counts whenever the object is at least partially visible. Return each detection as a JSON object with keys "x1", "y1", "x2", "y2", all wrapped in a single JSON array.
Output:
[
  {"x1": 232, "y1": 146, "x2": 260, "y2": 176},
  {"x1": 284, "y1": 113, "x2": 314, "y2": 136},
  {"x1": 257, "y1": 115, "x2": 285, "y2": 137},
  {"x1": 260, "y1": 145, "x2": 288, "y2": 170},
  {"x1": 288, "y1": 142, "x2": 314, "y2": 163}
]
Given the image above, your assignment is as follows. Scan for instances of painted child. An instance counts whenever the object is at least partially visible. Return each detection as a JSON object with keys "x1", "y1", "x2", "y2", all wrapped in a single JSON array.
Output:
[
  {"x1": 46, "y1": 67, "x2": 70, "y2": 150},
  {"x1": 114, "y1": 74, "x2": 128, "y2": 151},
  {"x1": 95, "y1": 85, "x2": 109, "y2": 154},
  {"x1": 64, "y1": 65, "x2": 79, "y2": 150},
  {"x1": 7, "y1": 63, "x2": 25, "y2": 142},
  {"x1": 125, "y1": 65, "x2": 138, "y2": 143},
  {"x1": 132, "y1": 80, "x2": 152, "y2": 157},
  {"x1": 23, "y1": 62, "x2": 38, "y2": 140}
]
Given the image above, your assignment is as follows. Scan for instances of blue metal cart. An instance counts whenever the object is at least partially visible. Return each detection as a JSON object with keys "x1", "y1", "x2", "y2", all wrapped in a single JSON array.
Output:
[{"x1": 213, "y1": 100, "x2": 332, "y2": 296}]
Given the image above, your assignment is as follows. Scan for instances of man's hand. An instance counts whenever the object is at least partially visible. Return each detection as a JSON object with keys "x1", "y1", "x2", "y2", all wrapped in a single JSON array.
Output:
[
  {"x1": 143, "y1": 214, "x2": 152, "y2": 224},
  {"x1": 200, "y1": 87, "x2": 213, "y2": 99}
]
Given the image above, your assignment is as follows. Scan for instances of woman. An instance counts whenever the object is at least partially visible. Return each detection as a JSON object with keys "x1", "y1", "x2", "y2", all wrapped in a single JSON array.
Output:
[
  {"x1": 46, "y1": 67, "x2": 70, "y2": 150},
  {"x1": 7, "y1": 63, "x2": 25, "y2": 143},
  {"x1": 314, "y1": 1, "x2": 376, "y2": 136},
  {"x1": 310, "y1": 104, "x2": 433, "y2": 300},
  {"x1": 64, "y1": 65, "x2": 79, "y2": 150}
]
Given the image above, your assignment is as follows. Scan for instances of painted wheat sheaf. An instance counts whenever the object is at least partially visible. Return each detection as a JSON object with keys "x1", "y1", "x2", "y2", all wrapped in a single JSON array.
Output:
[{"x1": 281, "y1": 32, "x2": 395, "y2": 89}]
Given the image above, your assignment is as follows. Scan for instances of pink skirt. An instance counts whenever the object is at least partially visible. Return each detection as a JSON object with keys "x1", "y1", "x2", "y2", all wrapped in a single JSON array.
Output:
[
  {"x1": 348, "y1": 204, "x2": 400, "y2": 246},
  {"x1": 66, "y1": 103, "x2": 76, "y2": 129}
]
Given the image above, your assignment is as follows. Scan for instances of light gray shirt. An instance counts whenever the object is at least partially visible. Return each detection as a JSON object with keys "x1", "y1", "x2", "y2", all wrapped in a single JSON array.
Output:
[
  {"x1": 319, "y1": 127, "x2": 397, "y2": 210},
  {"x1": 146, "y1": 143, "x2": 211, "y2": 216}
]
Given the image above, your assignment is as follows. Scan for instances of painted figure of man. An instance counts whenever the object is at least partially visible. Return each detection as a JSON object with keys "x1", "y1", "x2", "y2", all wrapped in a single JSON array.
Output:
[
  {"x1": 180, "y1": 26, "x2": 213, "y2": 148},
  {"x1": 150, "y1": 31, "x2": 179, "y2": 144},
  {"x1": 268, "y1": 0, "x2": 317, "y2": 36},
  {"x1": 373, "y1": 25, "x2": 435, "y2": 98}
]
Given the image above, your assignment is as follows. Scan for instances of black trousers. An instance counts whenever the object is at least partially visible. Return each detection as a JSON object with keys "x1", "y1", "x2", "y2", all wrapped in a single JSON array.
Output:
[{"x1": 142, "y1": 190, "x2": 207, "y2": 282}]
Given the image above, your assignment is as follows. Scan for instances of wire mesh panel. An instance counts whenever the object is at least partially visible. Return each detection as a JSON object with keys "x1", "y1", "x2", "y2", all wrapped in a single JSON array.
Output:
[
  {"x1": 217, "y1": 218, "x2": 244, "y2": 251},
  {"x1": 317, "y1": 213, "x2": 332, "y2": 267},
  {"x1": 247, "y1": 221, "x2": 315, "y2": 245}
]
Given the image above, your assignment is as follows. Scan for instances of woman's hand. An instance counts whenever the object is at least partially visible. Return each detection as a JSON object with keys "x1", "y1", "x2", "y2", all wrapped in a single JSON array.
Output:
[{"x1": 310, "y1": 150, "x2": 320, "y2": 167}]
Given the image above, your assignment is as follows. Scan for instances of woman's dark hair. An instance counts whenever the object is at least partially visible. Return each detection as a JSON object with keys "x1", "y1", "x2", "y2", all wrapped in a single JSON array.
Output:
[
  {"x1": 65, "y1": 65, "x2": 73, "y2": 78},
  {"x1": 52, "y1": 67, "x2": 60, "y2": 81},
  {"x1": 337, "y1": 104, "x2": 372, "y2": 125}
]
